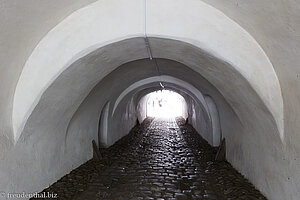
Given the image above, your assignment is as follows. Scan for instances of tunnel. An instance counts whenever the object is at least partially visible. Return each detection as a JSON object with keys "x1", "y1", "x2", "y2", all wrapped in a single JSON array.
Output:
[
  {"x1": 141, "y1": 90, "x2": 188, "y2": 119},
  {"x1": 1, "y1": 0, "x2": 300, "y2": 199}
]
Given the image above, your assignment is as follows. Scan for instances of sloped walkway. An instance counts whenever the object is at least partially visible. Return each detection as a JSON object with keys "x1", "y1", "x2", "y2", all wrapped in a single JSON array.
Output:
[{"x1": 33, "y1": 118, "x2": 267, "y2": 200}]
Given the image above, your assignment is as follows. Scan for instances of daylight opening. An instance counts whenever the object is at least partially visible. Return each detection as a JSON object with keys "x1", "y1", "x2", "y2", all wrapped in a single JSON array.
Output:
[{"x1": 146, "y1": 90, "x2": 187, "y2": 118}]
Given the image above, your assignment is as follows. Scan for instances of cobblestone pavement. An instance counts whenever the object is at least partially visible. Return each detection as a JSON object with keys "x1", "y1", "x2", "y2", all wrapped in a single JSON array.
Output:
[{"x1": 33, "y1": 118, "x2": 267, "y2": 200}]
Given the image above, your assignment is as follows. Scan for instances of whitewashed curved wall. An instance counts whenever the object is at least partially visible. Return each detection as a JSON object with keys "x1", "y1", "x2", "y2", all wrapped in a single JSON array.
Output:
[
  {"x1": 205, "y1": 96, "x2": 221, "y2": 147},
  {"x1": 0, "y1": 0, "x2": 299, "y2": 200},
  {"x1": 13, "y1": 0, "x2": 282, "y2": 142}
]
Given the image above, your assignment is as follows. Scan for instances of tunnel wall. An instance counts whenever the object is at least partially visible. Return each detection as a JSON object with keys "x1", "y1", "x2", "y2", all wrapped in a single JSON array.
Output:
[
  {"x1": 12, "y1": 0, "x2": 283, "y2": 144},
  {"x1": 98, "y1": 101, "x2": 110, "y2": 147},
  {"x1": 137, "y1": 94, "x2": 149, "y2": 124},
  {"x1": 187, "y1": 98, "x2": 212, "y2": 145},
  {"x1": 108, "y1": 94, "x2": 139, "y2": 146},
  {"x1": 0, "y1": 0, "x2": 299, "y2": 199},
  {"x1": 205, "y1": 96, "x2": 221, "y2": 147},
  {"x1": 9, "y1": 7, "x2": 287, "y2": 200},
  {"x1": 0, "y1": 56, "x2": 288, "y2": 200}
]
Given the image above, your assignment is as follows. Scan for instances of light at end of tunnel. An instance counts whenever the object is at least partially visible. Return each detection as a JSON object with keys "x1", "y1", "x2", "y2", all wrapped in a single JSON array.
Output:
[{"x1": 146, "y1": 90, "x2": 186, "y2": 118}]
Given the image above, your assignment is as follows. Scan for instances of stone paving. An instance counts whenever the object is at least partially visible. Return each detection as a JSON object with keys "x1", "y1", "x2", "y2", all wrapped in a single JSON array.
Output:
[{"x1": 32, "y1": 118, "x2": 267, "y2": 200}]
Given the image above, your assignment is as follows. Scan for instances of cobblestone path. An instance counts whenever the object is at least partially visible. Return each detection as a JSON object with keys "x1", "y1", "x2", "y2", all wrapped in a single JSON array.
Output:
[{"x1": 34, "y1": 118, "x2": 267, "y2": 200}]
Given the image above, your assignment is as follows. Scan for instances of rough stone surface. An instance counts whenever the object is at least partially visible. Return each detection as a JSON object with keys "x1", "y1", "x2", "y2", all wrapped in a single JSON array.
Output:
[{"x1": 32, "y1": 118, "x2": 267, "y2": 200}]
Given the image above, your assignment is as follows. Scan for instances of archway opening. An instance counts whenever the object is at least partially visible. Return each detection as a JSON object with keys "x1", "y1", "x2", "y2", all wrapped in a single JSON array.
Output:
[{"x1": 146, "y1": 89, "x2": 187, "y2": 118}]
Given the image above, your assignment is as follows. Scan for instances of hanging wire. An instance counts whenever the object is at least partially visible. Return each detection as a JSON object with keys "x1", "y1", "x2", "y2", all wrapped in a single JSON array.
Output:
[{"x1": 144, "y1": 0, "x2": 164, "y2": 90}]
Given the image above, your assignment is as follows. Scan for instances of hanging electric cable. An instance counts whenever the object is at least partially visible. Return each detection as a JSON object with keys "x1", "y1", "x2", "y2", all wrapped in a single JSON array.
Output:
[{"x1": 144, "y1": 0, "x2": 164, "y2": 90}]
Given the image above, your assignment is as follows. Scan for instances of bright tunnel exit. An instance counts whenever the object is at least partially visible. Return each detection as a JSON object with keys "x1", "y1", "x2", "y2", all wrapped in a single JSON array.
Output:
[{"x1": 146, "y1": 90, "x2": 187, "y2": 118}]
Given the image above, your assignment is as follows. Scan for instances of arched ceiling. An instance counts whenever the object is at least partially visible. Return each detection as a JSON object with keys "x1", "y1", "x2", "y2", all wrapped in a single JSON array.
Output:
[
  {"x1": 0, "y1": 0, "x2": 97, "y2": 142},
  {"x1": 111, "y1": 75, "x2": 209, "y2": 118},
  {"x1": 0, "y1": 1, "x2": 298, "y2": 199},
  {"x1": 12, "y1": 0, "x2": 283, "y2": 144}
]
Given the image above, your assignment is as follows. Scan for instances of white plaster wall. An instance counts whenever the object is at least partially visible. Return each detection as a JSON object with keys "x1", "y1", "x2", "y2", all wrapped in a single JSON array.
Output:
[
  {"x1": 13, "y1": 0, "x2": 145, "y2": 141},
  {"x1": 98, "y1": 102, "x2": 110, "y2": 147},
  {"x1": 188, "y1": 98, "x2": 212, "y2": 144},
  {"x1": 7, "y1": 5, "x2": 285, "y2": 199},
  {"x1": 180, "y1": 97, "x2": 189, "y2": 120},
  {"x1": 0, "y1": 0, "x2": 299, "y2": 199},
  {"x1": 108, "y1": 95, "x2": 138, "y2": 146},
  {"x1": 0, "y1": 0, "x2": 97, "y2": 145},
  {"x1": 0, "y1": 40, "x2": 287, "y2": 200},
  {"x1": 12, "y1": 0, "x2": 283, "y2": 143},
  {"x1": 0, "y1": 48, "x2": 285, "y2": 200},
  {"x1": 205, "y1": 96, "x2": 221, "y2": 147},
  {"x1": 137, "y1": 95, "x2": 149, "y2": 124},
  {"x1": 200, "y1": 0, "x2": 300, "y2": 154},
  {"x1": 196, "y1": 2, "x2": 300, "y2": 197}
]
